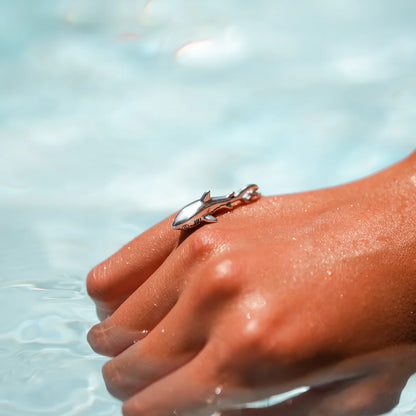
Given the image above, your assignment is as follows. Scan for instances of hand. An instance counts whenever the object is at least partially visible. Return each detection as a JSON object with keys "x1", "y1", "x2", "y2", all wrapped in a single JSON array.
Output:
[{"x1": 87, "y1": 152, "x2": 416, "y2": 416}]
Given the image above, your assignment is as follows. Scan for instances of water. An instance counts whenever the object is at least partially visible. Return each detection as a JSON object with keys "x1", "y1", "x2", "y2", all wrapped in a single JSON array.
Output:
[{"x1": 0, "y1": 1, "x2": 415, "y2": 415}]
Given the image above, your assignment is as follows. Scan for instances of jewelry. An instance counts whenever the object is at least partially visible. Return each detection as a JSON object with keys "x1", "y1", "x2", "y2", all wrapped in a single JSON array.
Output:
[{"x1": 172, "y1": 184, "x2": 261, "y2": 230}]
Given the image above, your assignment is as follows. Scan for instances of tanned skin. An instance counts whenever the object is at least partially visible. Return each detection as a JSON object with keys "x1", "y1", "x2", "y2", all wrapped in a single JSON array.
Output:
[{"x1": 87, "y1": 151, "x2": 416, "y2": 416}]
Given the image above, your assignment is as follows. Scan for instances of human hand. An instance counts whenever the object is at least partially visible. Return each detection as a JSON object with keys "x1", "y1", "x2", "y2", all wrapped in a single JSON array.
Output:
[{"x1": 87, "y1": 152, "x2": 416, "y2": 416}]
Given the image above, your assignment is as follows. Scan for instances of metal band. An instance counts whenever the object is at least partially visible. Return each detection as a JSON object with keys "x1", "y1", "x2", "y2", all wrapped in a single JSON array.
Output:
[{"x1": 172, "y1": 184, "x2": 261, "y2": 230}]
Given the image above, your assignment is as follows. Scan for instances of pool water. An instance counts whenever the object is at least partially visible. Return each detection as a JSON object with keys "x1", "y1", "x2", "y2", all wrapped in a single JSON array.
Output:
[{"x1": 0, "y1": 1, "x2": 415, "y2": 415}]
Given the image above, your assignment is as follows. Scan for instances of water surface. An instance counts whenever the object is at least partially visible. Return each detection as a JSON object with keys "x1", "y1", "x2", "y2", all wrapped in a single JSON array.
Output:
[{"x1": 0, "y1": 1, "x2": 415, "y2": 415}]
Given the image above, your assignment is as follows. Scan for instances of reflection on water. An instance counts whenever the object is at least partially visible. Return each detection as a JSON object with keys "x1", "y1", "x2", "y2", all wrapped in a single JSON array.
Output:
[
  {"x1": 87, "y1": 317, "x2": 416, "y2": 415},
  {"x1": 225, "y1": 345, "x2": 416, "y2": 416},
  {"x1": 0, "y1": 0, "x2": 415, "y2": 415}
]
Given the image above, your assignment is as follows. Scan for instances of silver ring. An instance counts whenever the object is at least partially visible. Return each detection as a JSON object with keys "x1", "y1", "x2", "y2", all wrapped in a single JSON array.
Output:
[{"x1": 172, "y1": 184, "x2": 261, "y2": 230}]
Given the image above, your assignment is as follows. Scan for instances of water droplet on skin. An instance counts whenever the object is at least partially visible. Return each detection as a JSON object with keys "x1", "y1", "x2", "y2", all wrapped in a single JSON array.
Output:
[
  {"x1": 292, "y1": 236, "x2": 296, "y2": 241},
  {"x1": 245, "y1": 319, "x2": 259, "y2": 333},
  {"x1": 241, "y1": 292, "x2": 267, "y2": 310},
  {"x1": 133, "y1": 330, "x2": 149, "y2": 344},
  {"x1": 127, "y1": 246, "x2": 131, "y2": 250},
  {"x1": 246, "y1": 312, "x2": 252, "y2": 320},
  {"x1": 214, "y1": 259, "x2": 234, "y2": 280},
  {"x1": 327, "y1": 270, "x2": 332, "y2": 276},
  {"x1": 161, "y1": 328, "x2": 165, "y2": 333},
  {"x1": 215, "y1": 385, "x2": 223, "y2": 395},
  {"x1": 138, "y1": 329, "x2": 148, "y2": 338}
]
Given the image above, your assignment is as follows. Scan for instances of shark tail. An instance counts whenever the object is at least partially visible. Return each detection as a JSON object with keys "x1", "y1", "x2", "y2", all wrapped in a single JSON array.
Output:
[{"x1": 236, "y1": 184, "x2": 260, "y2": 201}]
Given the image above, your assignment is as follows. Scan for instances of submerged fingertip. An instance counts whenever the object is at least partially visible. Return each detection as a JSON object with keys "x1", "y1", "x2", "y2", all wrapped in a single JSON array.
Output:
[
  {"x1": 122, "y1": 400, "x2": 144, "y2": 416},
  {"x1": 87, "y1": 323, "x2": 106, "y2": 352}
]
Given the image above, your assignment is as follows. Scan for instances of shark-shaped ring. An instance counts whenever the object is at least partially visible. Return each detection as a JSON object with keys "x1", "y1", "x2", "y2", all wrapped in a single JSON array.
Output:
[{"x1": 172, "y1": 184, "x2": 261, "y2": 230}]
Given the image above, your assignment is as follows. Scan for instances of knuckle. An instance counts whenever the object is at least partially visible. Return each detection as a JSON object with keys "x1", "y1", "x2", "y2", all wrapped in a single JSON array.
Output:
[
  {"x1": 205, "y1": 257, "x2": 241, "y2": 293},
  {"x1": 238, "y1": 320, "x2": 269, "y2": 356},
  {"x1": 215, "y1": 315, "x2": 305, "y2": 387},
  {"x1": 192, "y1": 257, "x2": 242, "y2": 308},
  {"x1": 246, "y1": 309, "x2": 326, "y2": 367},
  {"x1": 229, "y1": 302, "x2": 275, "y2": 358},
  {"x1": 186, "y1": 228, "x2": 218, "y2": 259},
  {"x1": 215, "y1": 318, "x2": 270, "y2": 369},
  {"x1": 213, "y1": 329, "x2": 271, "y2": 389}
]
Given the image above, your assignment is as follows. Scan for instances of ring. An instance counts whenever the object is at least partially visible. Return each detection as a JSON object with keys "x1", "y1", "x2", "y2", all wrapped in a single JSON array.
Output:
[{"x1": 172, "y1": 184, "x2": 261, "y2": 230}]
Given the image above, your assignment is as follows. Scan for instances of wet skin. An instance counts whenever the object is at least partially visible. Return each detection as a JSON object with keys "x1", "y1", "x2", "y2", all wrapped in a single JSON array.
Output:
[{"x1": 87, "y1": 151, "x2": 416, "y2": 416}]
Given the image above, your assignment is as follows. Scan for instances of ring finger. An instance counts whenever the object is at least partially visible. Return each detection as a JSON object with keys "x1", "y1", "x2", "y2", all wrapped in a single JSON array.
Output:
[{"x1": 101, "y1": 290, "x2": 209, "y2": 400}]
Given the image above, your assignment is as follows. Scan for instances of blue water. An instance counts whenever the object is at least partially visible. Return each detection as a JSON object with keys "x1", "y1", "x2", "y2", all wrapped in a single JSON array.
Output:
[{"x1": 0, "y1": 1, "x2": 415, "y2": 415}]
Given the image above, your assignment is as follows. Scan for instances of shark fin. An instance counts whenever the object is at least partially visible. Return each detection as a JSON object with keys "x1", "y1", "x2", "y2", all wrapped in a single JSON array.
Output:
[
  {"x1": 203, "y1": 214, "x2": 217, "y2": 223},
  {"x1": 200, "y1": 191, "x2": 211, "y2": 202}
]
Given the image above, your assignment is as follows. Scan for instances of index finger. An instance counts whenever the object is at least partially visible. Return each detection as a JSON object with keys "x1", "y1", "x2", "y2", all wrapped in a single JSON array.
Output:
[{"x1": 87, "y1": 213, "x2": 180, "y2": 320}]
